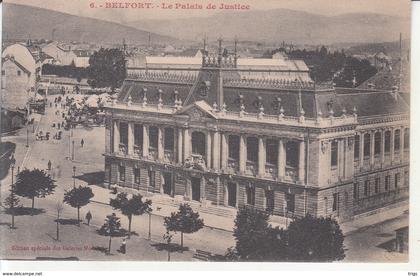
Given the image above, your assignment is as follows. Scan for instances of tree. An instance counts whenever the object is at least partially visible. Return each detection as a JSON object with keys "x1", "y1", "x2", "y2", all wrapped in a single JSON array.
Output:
[
  {"x1": 3, "y1": 187, "x2": 21, "y2": 229},
  {"x1": 63, "y1": 186, "x2": 94, "y2": 226},
  {"x1": 232, "y1": 206, "x2": 287, "y2": 261},
  {"x1": 164, "y1": 203, "x2": 204, "y2": 248},
  {"x1": 100, "y1": 213, "x2": 121, "y2": 254},
  {"x1": 55, "y1": 202, "x2": 64, "y2": 241},
  {"x1": 286, "y1": 214, "x2": 345, "y2": 262},
  {"x1": 109, "y1": 192, "x2": 152, "y2": 237},
  {"x1": 14, "y1": 169, "x2": 56, "y2": 212},
  {"x1": 87, "y1": 48, "x2": 126, "y2": 92}
]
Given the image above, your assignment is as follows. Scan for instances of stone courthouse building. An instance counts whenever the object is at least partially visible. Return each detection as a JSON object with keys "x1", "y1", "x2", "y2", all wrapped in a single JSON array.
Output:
[{"x1": 104, "y1": 41, "x2": 409, "y2": 221}]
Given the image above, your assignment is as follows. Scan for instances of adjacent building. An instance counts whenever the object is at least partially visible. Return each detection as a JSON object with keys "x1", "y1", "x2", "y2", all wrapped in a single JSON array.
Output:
[{"x1": 104, "y1": 41, "x2": 409, "y2": 221}]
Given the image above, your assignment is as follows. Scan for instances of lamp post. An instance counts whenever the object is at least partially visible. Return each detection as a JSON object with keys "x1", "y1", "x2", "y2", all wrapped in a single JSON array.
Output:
[
  {"x1": 10, "y1": 157, "x2": 16, "y2": 229},
  {"x1": 72, "y1": 140, "x2": 75, "y2": 160},
  {"x1": 148, "y1": 212, "x2": 152, "y2": 240},
  {"x1": 72, "y1": 165, "x2": 76, "y2": 188}
]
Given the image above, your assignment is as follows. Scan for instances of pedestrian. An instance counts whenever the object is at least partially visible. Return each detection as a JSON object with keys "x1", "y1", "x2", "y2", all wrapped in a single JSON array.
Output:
[
  {"x1": 81, "y1": 139, "x2": 84, "y2": 148},
  {"x1": 47, "y1": 160, "x2": 52, "y2": 171},
  {"x1": 120, "y1": 238, "x2": 126, "y2": 254},
  {"x1": 85, "y1": 211, "x2": 92, "y2": 226}
]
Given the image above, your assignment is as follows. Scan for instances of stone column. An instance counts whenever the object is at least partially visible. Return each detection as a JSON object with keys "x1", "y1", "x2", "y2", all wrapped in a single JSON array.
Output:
[
  {"x1": 127, "y1": 122, "x2": 134, "y2": 155},
  {"x1": 390, "y1": 128, "x2": 395, "y2": 163},
  {"x1": 206, "y1": 131, "x2": 212, "y2": 168},
  {"x1": 298, "y1": 140, "x2": 305, "y2": 183},
  {"x1": 258, "y1": 137, "x2": 266, "y2": 177},
  {"x1": 359, "y1": 133, "x2": 364, "y2": 165},
  {"x1": 370, "y1": 131, "x2": 375, "y2": 166},
  {"x1": 379, "y1": 130, "x2": 385, "y2": 165},
  {"x1": 400, "y1": 127, "x2": 405, "y2": 161},
  {"x1": 221, "y1": 132, "x2": 228, "y2": 170},
  {"x1": 239, "y1": 135, "x2": 246, "y2": 174},
  {"x1": 114, "y1": 120, "x2": 120, "y2": 153},
  {"x1": 142, "y1": 124, "x2": 149, "y2": 158},
  {"x1": 158, "y1": 127, "x2": 164, "y2": 161},
  {"x1": 212, "y1": 131, "x2": 220, "y2": 170},
  {"x1": 278, "y1": 139, "x2": 285, "y2": 180},
  {"x1": 183, "y1": 128, "x2": 190, "y2": 161},
  {"x1": 177, "y1": 128, "x2": 183, "y2": 163}
]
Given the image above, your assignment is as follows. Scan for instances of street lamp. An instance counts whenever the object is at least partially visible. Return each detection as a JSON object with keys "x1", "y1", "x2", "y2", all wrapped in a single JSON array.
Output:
[
  {"x1": 72, "y1": 165, "x2": 76, "y2": 188},
  {"x1": 72, "y1": 140, "x2": 75, "y2": 160},
  {"x1": 148, "y1": 212, "x2": 152, "y2": 240}
]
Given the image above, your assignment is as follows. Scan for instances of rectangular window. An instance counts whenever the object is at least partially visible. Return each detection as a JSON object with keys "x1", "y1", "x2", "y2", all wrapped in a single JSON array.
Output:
[
  {"x1": 354, "y1": 135, "x2": 360, "y2": 160},
  {"x1": 404, "y1": 128, "x2": 409, "y2": 149},
  {"x1": 149, "y1": 126, "x2": 158, "y2": 149},
  {"x1": 1, "y1": 70, "x2": 5, "y2": 76},
  {"x1": 148, "y1": 169, "x2": 155, "y2": 187},
  {"x1": 375, "y1": 178, "x2": 380, "y2": 194},
  {"x1": 331, "y1": 140, "x2": 338, "y2": 167},
  {"x1": 285, "y1": 193, "x2": 295, "y2": 213},
  {"x1": 364, "y1": 133, "x2": 370, "y2": 158},
  {"x1": 119, "y1": 165, "x2": 125, "y2": 182},
  {"x1": 164, "y1": 128, "x2": 174, "y2": 151},
  {"x1": 384, "y1": 131, "x2": 391, "y2": 153},
  {"x1": 332, "y1": 193, "x2": 339, "y2": 212},
  {"x1": 134, "y1": 124, "x2": 143, "y2": 147},
  {"x1": 246, "y1": 186, "x2": 255, "y2": 205},
  {"x1": 404, "y1": 171, "x2": 409, "y2": 186},
  {"x1": 385, "y1": 175, "x2": 390, "y2": 191},
  {"x1": 119, "y1": 122, "x2": 128, "y2": 146},
  {"x1": 394, "y1": 130, "x2": 401, "y2": 152},
  {"x1": 266, "y1": 139, "x2": 278, "y2": 165},
  {"x1": 353, "y1": 183, "x2": 358, "y2": 200},
  {"x1": 17, "y1": 70, "x2": 21, "y2": 76},
  {"x1": 394, "y1": 173, "x2": 400, "y2": 188},
  {"x1": 364, "y1": 180, "x2": 369, "y2": 196},
  {"x1": 246, "y1": 137, "x2": 258, "y2": 163},
  {"x1": 266, "y1": 190, "x2": 274, "y2": 213},
  {"x1": 134, "y1": 168, "x2": 140, "y2": 184},
  {"x1": 374, "y1": 132, "x2": 381, "y2": 156},
  {"x1": 228, "y1": 135, "x2": 240, "y2": 160}
]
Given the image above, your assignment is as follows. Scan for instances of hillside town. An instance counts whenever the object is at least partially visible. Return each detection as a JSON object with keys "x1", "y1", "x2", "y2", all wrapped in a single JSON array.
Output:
[{"x1": 1, "y1": 18, "x2": 410, "y2": 262}]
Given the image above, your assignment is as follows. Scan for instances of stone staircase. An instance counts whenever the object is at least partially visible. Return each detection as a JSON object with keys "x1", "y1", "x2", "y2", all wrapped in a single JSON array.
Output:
[{"x1": 148, "y1": 194, "x2": 237, "y2": 219}]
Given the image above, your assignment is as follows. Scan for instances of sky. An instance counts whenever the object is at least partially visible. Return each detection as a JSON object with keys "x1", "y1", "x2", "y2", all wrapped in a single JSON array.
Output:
[{"x1": 4, "y1": 0, "x2": 411, "y2": 24}]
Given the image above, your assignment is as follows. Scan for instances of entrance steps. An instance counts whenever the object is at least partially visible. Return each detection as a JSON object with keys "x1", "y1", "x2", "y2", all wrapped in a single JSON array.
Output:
[{"x1": 147, "y1": 194, "x2": 237, "y2": 219}]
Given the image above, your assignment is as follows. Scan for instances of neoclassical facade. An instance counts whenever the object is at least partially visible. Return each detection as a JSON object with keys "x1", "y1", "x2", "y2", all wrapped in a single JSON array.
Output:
[{"x1": 104, "y1": 44, "x2": 409, "y2": 221}]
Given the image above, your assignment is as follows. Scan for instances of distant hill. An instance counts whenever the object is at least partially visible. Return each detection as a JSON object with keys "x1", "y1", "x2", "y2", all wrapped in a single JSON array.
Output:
[
  {"x1": 2, "y1": 3, "x2": 178, "y2": 45},
  {"x1": 128, "y1": 9, "x2": 409, "y2": 45}
]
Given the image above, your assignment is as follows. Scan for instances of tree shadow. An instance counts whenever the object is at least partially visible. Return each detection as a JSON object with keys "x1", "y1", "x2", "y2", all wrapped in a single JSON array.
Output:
[
  {"x1": 151, "y1": 242, "x2": 187, "y2": 253},
  {"x1": 92, "y1": 246, "x2": 108, "y2": 254},
  {"x1": 75, "y1": 171, "x2": 105, "y2": 187},
  {"x1": 96, "y1": 227, "x2": 138, "y2": 237},
  {"x1": 5, "y1": 207, "x2": 45, "y2": 216},
  {"x1": 54, "y1": 218, "x2": 81, "y2": 225}
]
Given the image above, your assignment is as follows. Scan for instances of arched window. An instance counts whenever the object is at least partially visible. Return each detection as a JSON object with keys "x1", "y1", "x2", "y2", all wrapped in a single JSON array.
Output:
[
  {"x1": 374, "y1": 132, "x2": 381, "y2": 156},
  {"x1": 394, "y1": 129, "x2": 401, "y2": 152},
  {"x1": 266, "y1": 139, "x2": 278, "y2": 165},
  {"x1": 164, "y1": 127, "x2": 174, "y2": 151},
  {"x1": 149, "y1": 126, "x2": 158, "y2": 149},
  {"x1": 246, "y1": 137, "x2": 258, "y2": 163},
  {"x1": 228, "y1": 135, "x2": 240, "y2": 160},
  {"x1": 363, "y1": 133, "x2": 370, "y2": 158},
  {"x1": 285, "y1": 141, "x2": 299, "y2": 168},
  {"x1": 404, "y1": 128, "x2": 409, "y2": 149}
]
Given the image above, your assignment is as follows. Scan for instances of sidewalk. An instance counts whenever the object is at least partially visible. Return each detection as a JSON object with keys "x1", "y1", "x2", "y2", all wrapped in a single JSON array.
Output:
[{"x1": 90, "y1": 184, "x2": 408, "y2": 235}]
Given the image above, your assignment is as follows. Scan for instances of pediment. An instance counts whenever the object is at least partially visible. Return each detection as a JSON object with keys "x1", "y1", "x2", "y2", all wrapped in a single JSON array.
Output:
[{"x1": 175, "y1": 100, "x2": 217, "y2": 121}]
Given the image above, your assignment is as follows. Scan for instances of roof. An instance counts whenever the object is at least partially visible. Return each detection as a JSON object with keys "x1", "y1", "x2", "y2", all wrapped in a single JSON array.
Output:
[
  {"x1": 116, "y1": 75, "x2": 408, "y2": 119},
  {"x1": 2, "y1": 57, "x2": 31, "y2": 75}
]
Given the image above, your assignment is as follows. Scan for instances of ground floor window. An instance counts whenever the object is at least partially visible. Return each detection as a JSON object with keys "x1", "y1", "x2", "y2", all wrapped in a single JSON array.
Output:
[
  {"x1": 395, "y1": 173, "x2": 400, "y2": 188},
  {"x1": 134, "y1": 168, "x2": 140, "y2": 184},
  {"x1": 364, "y1": 180, "x2": 369, "y2": 197},
  {"x1": 148, "y1": 169, "x2": 155, "y2": 187},
  {"x1": 385, "y1": 175, "x2": 390, "y2": 191},
  {"x1": 353, "y1": 183, "x2": 358, "y2": 200},
  {"x1": 285, "y1": 193, "x2": 295, "y2": 213},
  {"x1": 332, "y1": 193, "x2": 339, "y2": 212},
  {"x1": 119, "y1": 165, "x2": 125, "y2": 182},
  {"x1": 266, "y1": 190, "x2": 274, "y2": 213},
  {"x1": 375, "y1": 178, "x2": 380, "y2": 194},
  {"x1": 246, "y1": 185, "x2": 255, "y2": 206}
]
